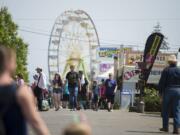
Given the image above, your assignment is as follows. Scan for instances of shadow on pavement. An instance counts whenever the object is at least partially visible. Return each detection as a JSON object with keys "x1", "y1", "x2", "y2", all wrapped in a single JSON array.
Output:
[
  {"x1": 126, "y1": 130, "x2": 163, "y2": 134},
  {"x1": 140, "y1": 114, "x2": 161, "y2": 118}
]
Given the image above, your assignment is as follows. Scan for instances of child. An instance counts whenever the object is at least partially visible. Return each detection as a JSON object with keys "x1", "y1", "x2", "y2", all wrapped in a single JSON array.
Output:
[
  {"x1": 92, "y1": 80, "x2": 99, "y2": 111},
  {"x1": 62, "y1": 80, "x2": 70, "y2": 109},
  {"x1": 99, "y1": 79, "x2": 106, "y2": 109}
]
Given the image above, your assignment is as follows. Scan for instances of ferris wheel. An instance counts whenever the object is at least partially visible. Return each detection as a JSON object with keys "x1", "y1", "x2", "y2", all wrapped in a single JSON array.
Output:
[{"x1": 48, "y1": 10, "x2": 100, "y2": 81}]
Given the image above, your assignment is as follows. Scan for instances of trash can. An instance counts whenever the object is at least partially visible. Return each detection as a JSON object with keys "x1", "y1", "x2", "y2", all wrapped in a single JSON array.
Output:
[
  {"x1": 120, "y1": 91, "x2": 132, "y2": 109},
  {"x1": 137, "y1": 100, "x2": 145, "y2": 113}
]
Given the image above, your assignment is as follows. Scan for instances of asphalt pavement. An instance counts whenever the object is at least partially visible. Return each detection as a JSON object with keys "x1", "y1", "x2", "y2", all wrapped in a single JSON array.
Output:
[{"x1": 29, "y1": 109, "x2": 174, "y2": 135}]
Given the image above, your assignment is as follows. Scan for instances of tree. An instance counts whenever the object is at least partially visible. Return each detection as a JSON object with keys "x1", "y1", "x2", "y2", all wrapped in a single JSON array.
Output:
[{"x1": 0, "y1": 7, "x2": 28, "y2": 81}]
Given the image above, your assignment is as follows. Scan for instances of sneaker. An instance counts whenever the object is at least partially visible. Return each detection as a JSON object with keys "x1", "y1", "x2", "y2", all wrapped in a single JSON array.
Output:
[
  {"x1": 159, "y1": 128, "x2": 169, "y2": 132},
  {"x1": 73, "y1": 108, "x2": 76, "y2": 111},
  {"x1": 55, "y1": 107, "x2": 60, "y2": 111},
  {"x1": 173, "y1": 128, "x2": 180, "y2": 134},
  {"x1": 70, "y1": 109, "x2": 73, "y2": 111},
  {"x1": 110, "y1": 109, "x2": 113, "y2": 112},
  {"x1": 108, "y1": 108, "x2": 110, "y2": 112}
]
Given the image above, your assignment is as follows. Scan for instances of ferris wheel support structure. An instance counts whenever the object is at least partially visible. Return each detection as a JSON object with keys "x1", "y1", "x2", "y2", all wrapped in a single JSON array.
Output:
[{"x1": 48, "y1": 10, "x2": 100, "y2": 81}]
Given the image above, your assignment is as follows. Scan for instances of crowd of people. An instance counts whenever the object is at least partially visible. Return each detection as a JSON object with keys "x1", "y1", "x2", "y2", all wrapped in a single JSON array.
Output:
[
  {"x1": 0, "y1": 45, "x2": 93, "y2": 135},
  {"x1": 0, "y1": 45, "x2": 50, "y2": 135},
  {"x1": 1, "y1": 45, "x2": 180, "y2": 135},
  {"x1": 31, "y1": 64, "x2": 117, "y2": 112}
]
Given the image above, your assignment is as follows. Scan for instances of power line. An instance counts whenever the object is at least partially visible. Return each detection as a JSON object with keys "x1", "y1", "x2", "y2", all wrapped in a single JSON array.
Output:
[
  {"x1": 19, "y1": 26, "x2": 50, "y2": 33},
  {"x1": 19, "y1": 29, "x2": 51, "y2": 37},
  {"x1": 18, "y1": 28, "x2": 180, "y2": 50},
  {"x1": 18, "y1": 28, "x2": 143, "y2": 47},
  {"x1": 19, "y1": 27, "x2": 141, "y2": 45},
  {"x1": 15, "y1": 17, "x2": 180, "y2": 22}
]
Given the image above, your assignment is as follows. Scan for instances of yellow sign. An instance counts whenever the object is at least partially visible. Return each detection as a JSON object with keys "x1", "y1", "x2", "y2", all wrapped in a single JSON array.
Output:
[{"x1": 125, "y1": 51, "x2": 175, "y2": 68}]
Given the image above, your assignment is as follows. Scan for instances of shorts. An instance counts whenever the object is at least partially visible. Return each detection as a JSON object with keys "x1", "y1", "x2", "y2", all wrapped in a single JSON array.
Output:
[
  {"x1": 53, "y1": 88, "x2": 62, "y2": 94},
  {"x1": 106, "y1": 94, "x2": 115, "y2": 104},
  {"x1": 63, "y1": 94, "x2": 69, "y2": 101},
  {"x1": 93, "y1": 94, "x2": 99, "y2": 103}
]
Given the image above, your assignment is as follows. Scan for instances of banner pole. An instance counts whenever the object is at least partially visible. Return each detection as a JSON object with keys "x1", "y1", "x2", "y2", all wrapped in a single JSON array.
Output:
[{"x1": 137, "y1": 32, "x2": 164, "y2": 113}]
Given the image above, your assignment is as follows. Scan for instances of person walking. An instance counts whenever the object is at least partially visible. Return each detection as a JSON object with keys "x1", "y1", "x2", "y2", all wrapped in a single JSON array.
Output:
[
  {"x1": 78, "y1": 71, "x2": 89, "y2": 110},
  {"x1": 159, "y1": 55, "x2": 180, "y2": 134},
  {"x1": 92, "y1": 80, "x2": 99, "y2": 111},
  {"x1": 105, "y1": 73, "x2": 117, "y2": 112},
  {"x1": 0, "y1": 45, "x2": 50, "y2": 135},
  {"x1": 52, "y1": 73, "x2": 63, "y2": 111},
  {"x1": 99, "y1": 79, "x2": 106, "y2": 109},
  {"x1": 32, "y1": 74, "x2": 38, "y2": 90},
  {"x1": 79, "y1": 77, "x2": 89, "y2": 110},
  {"x1": 31, "y1": 74, "x2": 39, "y2": 107},
  {"x1": 35, "y1": 67, "x2": 47, "y2": 111},
  {"x1": 62, "y1": 80, "x2": 69, "y2": 109},
  {"x1": 16, "y1": 73, "x2": 24, "y2": 86},
  {"x1": 65, "y1": 65, "x2": 81, "y2": 111}
]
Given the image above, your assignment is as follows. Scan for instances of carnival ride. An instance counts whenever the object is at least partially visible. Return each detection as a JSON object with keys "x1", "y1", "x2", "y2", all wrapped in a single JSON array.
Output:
[{"x1": 48, "y1": 10, "x2": 100, "y2": 81}]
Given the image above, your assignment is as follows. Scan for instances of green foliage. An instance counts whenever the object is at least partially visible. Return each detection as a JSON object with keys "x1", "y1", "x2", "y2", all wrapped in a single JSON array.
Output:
[
  {"x1": 144, "y1": 88, "x2": 161, "y2": 112},
  {"x1": 0, "y1": 7, "x2": 28, "y2": 81}
]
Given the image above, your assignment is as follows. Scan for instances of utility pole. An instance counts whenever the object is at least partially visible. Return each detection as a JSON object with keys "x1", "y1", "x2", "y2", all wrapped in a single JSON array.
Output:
[{"x1": 154, "y1": 22, "x2": 169, "y2": 50}]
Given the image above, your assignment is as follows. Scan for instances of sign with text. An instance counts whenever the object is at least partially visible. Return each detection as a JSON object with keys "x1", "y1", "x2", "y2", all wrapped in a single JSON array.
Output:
[
  {"x1": 125, "y1": 51, "x2": 173, "y2": 68},
  {"x1": 99, "y1": 47, "x2": 132, "y2": 60},
  {"x1": 99, "y1": 63, "x2": 114, "y2": 73},
  {"x1": 123, "y1": 66, "x2": 164, "y2": 84},
  {"x1": 142, "y1": 33, "x2": 164, "y2": 82},
  {"x1": 99, "y1": 47, "x2": 119, "y2": 59}
]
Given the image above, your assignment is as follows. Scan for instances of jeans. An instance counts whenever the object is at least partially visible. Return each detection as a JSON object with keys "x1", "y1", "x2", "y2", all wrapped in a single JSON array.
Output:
[
  {"x1": 162, "y1": 87, "x2": 180, "y2": 129},
  {"x1": 34, "y1": 86, "x2": 43, "y2": 110},
  {"x1": 69, "y1": 86, "x2": 78, "y2": 109}
]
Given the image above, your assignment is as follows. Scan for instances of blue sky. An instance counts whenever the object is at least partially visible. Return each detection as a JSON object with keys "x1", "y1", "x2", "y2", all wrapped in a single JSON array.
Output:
[{"x1": 0, "y1": 0, "x2": 180, "y2": 81}]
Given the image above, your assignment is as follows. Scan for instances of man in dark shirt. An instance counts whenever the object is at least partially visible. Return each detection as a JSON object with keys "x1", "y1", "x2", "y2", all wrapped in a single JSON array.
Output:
[
  {"x1": 105, "y1": 73, "x2": 117, "y2": 112},
  {"x1": 65, "y1": 65, "x2": 81, "y2": 111},
  {"x1": 158, "y1": 55, "x2": 180, "y2": 134}
]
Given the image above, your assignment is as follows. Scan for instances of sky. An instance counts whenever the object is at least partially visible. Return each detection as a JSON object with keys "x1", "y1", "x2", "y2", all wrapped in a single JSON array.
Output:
[{"x1": 0, "y1": 0, "x2": 180, "y2": 82}]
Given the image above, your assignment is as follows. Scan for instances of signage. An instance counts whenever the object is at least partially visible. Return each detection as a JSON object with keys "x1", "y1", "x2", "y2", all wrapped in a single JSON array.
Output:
[
  {"x1": 125, "y1": 51, "x2": 173, "y2": 68},
  {"x1": 123, "y1": 66, "x2": 164, "y2": 84},
  {"x1": 99, "y1": 47, "x2": 132, "y2": 60},
  {"x1": 99, "y1": 63, "x2": 114, "y2": 73},
  {"x1": 142, "y1": 33, "x2": 164, "y2": 82},
  {"x1": 99, "y1": 47, "x2": 118, "y2": 59}
]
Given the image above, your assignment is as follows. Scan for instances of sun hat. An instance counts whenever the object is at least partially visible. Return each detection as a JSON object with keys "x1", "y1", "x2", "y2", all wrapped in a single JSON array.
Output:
[{"x1": 167, "y1": 55, "x2": 177, "y2": 62}]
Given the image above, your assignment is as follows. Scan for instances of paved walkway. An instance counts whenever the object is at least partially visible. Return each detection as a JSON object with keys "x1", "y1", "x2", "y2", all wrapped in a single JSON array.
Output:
[{"x1": 29, "y1": 109, "x2": 174, "y2": 135}]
